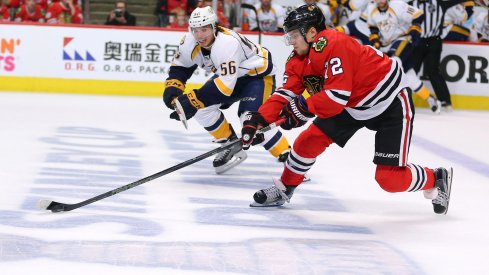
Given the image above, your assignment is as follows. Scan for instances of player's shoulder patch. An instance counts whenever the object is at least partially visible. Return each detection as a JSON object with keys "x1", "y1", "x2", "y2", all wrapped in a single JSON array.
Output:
[
  {"x1": 286, "y1": 51, "x2": 296, "y2": 63},
  {"x1": 312, "y1": 36, "x2": 328, "y2": 53}
]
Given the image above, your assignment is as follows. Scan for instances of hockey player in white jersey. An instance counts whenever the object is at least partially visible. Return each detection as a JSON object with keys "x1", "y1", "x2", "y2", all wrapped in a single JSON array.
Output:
[
  {"x1": 248, "y1": 0, "x2": 286, "y2": 32},
  {"x1": 441, "y1": 2, "x2": 470, "y2": 41},
  {"x1": 163, "y1": 6, "x2": 291, "y2": 174},
  {"x1": 469, "y1": 4, "x2": 488, "y2": 42},
  {"x1": 335, "y1": 0, "x2": 371, "y2": 44},
  {"x1": 304, "y1": 0, "x2": 334, "y2": 26},
  {"x1": 367, "y1": 0, "x2": 441, "y2": 113}
]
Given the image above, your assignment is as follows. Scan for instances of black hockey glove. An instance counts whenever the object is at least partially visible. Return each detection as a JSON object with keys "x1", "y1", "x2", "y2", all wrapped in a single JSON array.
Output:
[
  {"x1": 279, "y1": 96, "x2": 314, "y2": 130},
  {"x1": 169, "y1": 90, "x2": 204, "y2": 121},
  {"x1": 163, "y1": 87, "x2": 183, "y2": 109},
  {"x1": 241, "y1": 112, "x2": 269, "y2": 150}
]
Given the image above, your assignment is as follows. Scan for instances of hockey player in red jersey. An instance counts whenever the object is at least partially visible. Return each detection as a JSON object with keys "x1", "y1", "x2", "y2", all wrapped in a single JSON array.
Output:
[{"x1": 241, "y1": 4, "x2": 454, "y2": 214}]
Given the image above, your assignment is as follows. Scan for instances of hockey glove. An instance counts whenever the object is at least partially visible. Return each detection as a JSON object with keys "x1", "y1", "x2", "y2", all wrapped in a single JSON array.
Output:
[
  {"x1": 169, "y1": 90, "x2": 205, "y2": 121},
  {"x1": 279, "y1": 96, "x2": 314, "y2": 130},
  {"x1": 368, "y1": 33, "x2": 381, "y2": 49},
  {"x1": 163, "y1": 79, "x2": 185, "y2": 109},
  {"x1": 241, "y1": 112, "x2": 269, "y2": 150}
]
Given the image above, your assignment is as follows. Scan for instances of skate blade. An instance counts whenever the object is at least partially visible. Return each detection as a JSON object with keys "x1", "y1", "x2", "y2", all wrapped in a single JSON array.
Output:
[
  {"x1": 215, "y1": 151, "x2": 248, "y2": 174},
  {"x1": 303, "y1": 174, "x2": 311, "y2": 182},
  {"x1": 444, "y1": 167, "x2": 453, "y2": 214},
  {"x1": 249, "y1": 201, "x2": 285, "y2": 207}
]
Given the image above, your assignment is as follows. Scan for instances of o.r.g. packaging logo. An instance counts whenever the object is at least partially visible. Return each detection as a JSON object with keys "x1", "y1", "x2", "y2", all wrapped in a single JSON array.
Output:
[
  {"x1": 63, "y1": 37, "x2": 96, "y2": 71},
  {"x1": 0, "y1": 38, "x2": 20, "y2": 72}
]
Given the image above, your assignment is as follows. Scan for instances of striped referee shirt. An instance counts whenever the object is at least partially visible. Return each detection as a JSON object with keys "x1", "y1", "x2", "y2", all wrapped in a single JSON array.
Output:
[{"x1": 410, "y1": 0, "x2": 466, "y2": 38}]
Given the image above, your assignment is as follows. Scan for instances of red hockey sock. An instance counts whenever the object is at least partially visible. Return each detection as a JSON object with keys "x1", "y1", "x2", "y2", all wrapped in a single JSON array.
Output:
[
  {"x1": 375, "y1": 164, "x2": 435, "y2": 193},
  {"x1": 281, "y1": 124, "x2": 333, "y2": 186}
]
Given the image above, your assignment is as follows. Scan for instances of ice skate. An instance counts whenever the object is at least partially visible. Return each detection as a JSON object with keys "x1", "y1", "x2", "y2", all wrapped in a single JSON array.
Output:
[
  {"x1": 213, "y1": 137, "x2": 247, "y2": 174},
  {"x1": 427, "y1": 96, "x2": 441, "y2": 114},
  {"x1": 250, "y1": 178, "x2": 295, "y2": 207},
  {"x1": 425, "y1": 167, "x2": 453, "y2": 214},
  {"x1": 441, "y1": 101, "x2": 453, "y2": 112}
]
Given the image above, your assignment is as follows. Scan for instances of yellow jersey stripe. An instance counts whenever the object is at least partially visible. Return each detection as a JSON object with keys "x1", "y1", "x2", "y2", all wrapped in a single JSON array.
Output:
[
  {"x1": 262, "y1": 75, "x2": 274, "y2": 104},
  {"x1": 191, "y1": 45, "x2": 201, "y2": 61},
  {"x1": 214, "y1": 78, "x2": 233, "y2": 96},
  {"x1": 248, "y1": 47, "x2": 269, "y2": 76}
]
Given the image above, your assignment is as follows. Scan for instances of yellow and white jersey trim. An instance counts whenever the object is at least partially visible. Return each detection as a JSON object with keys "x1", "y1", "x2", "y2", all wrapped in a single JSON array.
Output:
[{"x1": 172, "y1": 29, "x2": 276, "y2": 96}]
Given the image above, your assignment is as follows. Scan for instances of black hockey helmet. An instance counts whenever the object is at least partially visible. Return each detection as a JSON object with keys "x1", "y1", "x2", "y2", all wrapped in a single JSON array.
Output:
[{"x1": 283, "y1": 4, "x2": 326, "y2": 37}]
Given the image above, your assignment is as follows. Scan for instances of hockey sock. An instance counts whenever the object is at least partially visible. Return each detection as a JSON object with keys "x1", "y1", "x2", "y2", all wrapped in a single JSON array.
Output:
[
  {"x1": 204, "y1": 113, "x2": 233, "y2": 141},
  {"x1": 262, "y1": 131, "x2": 290, "y2": 158},
  {"x1": 375, "y1": 164, "x2": 435, "y2": 193},
  {"x1": 281, "y1": 124, "x2": 333, "y2": 186},
  {"x1": 415, "y1": 85, "x2": 431, "y2": 101}
]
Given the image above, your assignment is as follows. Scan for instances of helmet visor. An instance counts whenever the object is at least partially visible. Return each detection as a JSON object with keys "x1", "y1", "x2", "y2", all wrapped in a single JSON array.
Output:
[{"x1": 283, "y1": 29, "x2": 303, "y2": 46}]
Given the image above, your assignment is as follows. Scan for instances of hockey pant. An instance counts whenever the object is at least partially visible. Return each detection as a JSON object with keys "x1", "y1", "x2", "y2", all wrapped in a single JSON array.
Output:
[{"x1": 281, "y1": 123, "x2": 435, "y2": 192}]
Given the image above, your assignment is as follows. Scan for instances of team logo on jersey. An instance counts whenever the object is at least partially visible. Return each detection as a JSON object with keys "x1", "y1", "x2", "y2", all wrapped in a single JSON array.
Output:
[
  {"x1": 313, "y1": 37, "x2": 328, "y2": 53},
  {"x1": 303, "y1": 75, "x2": 323, "y2": 95}
]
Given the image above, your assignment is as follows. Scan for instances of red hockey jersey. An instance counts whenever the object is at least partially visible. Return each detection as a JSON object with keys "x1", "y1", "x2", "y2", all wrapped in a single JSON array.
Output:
[
  {"x1": 259, "y1": 51, "x2": 308, "y2": 123},
  {"x1": 305, "y1": 29, "x2": 408, "y2": 120}
]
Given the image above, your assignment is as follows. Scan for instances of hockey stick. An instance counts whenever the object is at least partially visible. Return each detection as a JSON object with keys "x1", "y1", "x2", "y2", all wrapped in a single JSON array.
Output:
[
  {"x1": 240, "y1": 3, "x2": 262, "y2": 44},
  {"x1": 38, "y1": 118, "x2": 285, "y2": 213}
]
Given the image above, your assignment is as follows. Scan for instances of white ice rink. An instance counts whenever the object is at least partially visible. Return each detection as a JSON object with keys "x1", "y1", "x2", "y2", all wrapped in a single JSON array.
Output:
[{"x1": 1, "y1": 91, "x2": 488, "y2": 275}]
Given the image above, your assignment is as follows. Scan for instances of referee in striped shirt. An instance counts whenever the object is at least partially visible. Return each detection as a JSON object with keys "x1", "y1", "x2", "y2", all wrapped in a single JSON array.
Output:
[{"x1": 409, "y1": 0, "x2": 465, "y2": 110}]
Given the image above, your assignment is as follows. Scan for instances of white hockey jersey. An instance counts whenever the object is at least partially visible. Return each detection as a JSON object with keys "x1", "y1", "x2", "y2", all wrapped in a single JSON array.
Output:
[
  {"x1": 337, "y1": 0, "x2": 370, "y2": 25},
  {"x1": 248, "y1": 3, "x2": 286, "y2": 32},
  {"x1": 441, "y1": 3, "x2": 468, "y2": 38},
  {"x1": 367, "y1": 0, "x2": 423, "y2": 46},
  {"x1": 172, "y1": 27, "x2": 276, "y2": 96},
  {"x1": 471, "y1": 8, "x2": 489, "y2": 41}
]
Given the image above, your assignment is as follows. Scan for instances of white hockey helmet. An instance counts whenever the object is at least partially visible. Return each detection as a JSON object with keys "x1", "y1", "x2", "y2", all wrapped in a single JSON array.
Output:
[{"x1": 189, "y1": 6, "x2": 218, "y2": 29}]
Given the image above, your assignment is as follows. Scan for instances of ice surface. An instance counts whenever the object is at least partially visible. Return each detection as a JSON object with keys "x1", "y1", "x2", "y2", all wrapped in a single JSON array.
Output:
[{"x1": 1, "y1": 92, "x2": 488, "y2": 275}]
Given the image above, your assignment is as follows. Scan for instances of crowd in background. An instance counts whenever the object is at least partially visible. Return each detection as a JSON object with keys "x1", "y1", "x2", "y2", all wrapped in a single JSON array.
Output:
[
  {"x1": 0, "y1": 0, "x2": 487, "y2": 43},
  {"x1": 0, "y1": 0, "x2": 83, "y2": 23},
  {"x1": 153, "y1": 0, "x2": 489, "y2": 43}
]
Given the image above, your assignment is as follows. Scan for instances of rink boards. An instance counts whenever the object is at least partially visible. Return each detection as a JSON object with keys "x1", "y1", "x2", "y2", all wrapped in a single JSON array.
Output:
[{"x1": 0, "y1": 22, "x2": 488, "y2": 109}]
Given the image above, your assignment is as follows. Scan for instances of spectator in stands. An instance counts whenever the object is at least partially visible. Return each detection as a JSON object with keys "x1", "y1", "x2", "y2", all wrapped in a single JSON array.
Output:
[
  {"x1": 201, "y1": 0, "x2": 229, "y2": 27},
  {"x1": 247, "y1": 0, "x2": 285, "y2": 32},
  {"x1": 168, "y1": 6, "x2": 188, "y2": 28},
  {"x1": 105, "y1": 0, "x2": 136, "y2": 26},
  {"x1": 8, "y1": 0, "x2": 19, "y2": 9},
  {"x1": 36, "y1": 0, "x2": 49, "y2": 12},
  {"x1": 154, "y1": 0, "x2": 188, "y2": 27},
  {"x1": 46, "y1": 0, "x2": 83, "y2": 24},
  {"x1": 0, "y1": 0, "x2": 14, "y2": 21},
  {"x1": 222, "y1": 0, "x2": 237, "y2": 27},
  {"x1": 14, "y1": 0, "x2": 45, "y2": 22},
  {"x1": 0, "y1": 0, "x2": 10, "y2": 21}
]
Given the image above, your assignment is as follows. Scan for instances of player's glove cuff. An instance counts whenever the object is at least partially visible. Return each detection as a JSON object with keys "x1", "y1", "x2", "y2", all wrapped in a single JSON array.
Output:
[{"x1": 241, "y1": 112, "x2": 269, "y2": 150}]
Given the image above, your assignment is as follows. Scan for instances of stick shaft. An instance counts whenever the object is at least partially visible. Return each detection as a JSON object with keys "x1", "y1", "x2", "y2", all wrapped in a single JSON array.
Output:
[{"x1": 46, "y1": 119, "x2": 284, "y2": 212}]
